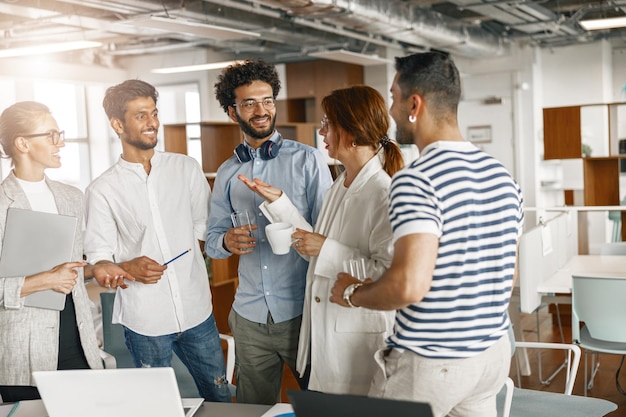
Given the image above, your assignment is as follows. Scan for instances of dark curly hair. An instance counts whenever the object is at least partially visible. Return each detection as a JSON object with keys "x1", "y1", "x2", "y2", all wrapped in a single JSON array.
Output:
[
  {"x1": 214, "y1": 59, "x2": 281, "y2": 114},
  {"x1": 103, "y1": 79, "x2": 158, "y2": 121}
]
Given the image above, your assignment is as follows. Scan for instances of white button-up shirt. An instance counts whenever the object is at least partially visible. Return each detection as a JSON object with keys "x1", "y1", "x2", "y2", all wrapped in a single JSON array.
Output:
[{"x1": 84, "y1": 151, "x2": 212, "y2": 336}]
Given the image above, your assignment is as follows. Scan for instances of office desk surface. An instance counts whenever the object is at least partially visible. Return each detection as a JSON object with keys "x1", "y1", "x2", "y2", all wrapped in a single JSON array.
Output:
[
  {"x1": 11, "y1": 399, "x2": 273, "y2": 417},
  {"x1": 537, "y1": 255, "x2": 626, "y2": 294},
  {"x1": 196, "y1": 402, "x2": 272, "y2": 417}
]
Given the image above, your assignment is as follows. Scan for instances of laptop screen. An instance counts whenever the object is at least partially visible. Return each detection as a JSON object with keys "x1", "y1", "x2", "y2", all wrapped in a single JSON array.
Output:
[{"x1": 287, "y1": 390, "x2": 434, "y2": 417}]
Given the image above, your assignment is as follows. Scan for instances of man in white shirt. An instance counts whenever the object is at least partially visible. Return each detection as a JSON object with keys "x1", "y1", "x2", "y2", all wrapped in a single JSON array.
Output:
[{"x1": 83, "y1": 79, "x2": 231, "y2": 402}]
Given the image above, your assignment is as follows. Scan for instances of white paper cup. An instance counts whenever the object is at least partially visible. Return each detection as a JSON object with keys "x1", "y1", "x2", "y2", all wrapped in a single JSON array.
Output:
[{"x1": 265, "y1": 222, "x2": 294, "y2": 255}]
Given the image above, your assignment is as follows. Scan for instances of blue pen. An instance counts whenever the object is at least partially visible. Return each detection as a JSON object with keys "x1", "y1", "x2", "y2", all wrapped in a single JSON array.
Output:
[{"x1": 163, "y1": 248, "x2": 191, "y2": 266}]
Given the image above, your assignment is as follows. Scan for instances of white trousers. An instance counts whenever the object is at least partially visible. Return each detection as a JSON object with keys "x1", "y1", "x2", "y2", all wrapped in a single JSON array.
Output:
[{"x1": 369, "y1": 335, "x2": 511, "y2": 417}]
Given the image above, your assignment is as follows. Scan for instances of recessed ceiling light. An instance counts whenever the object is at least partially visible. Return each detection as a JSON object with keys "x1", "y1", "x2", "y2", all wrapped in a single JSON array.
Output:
[
  {"x1": 579, "y1": 16, "x2": 626, "y2": 31},
  {"x1": 0, "y1": 40, "x2": 102, "y2": 59},
  {"x1": 151, "y1": 60, "x2": 243, "y2": 74},
  {"x1": 308, "y1": 49, "x2": 393, "y2": 66},
  {"x1": 123, "y1": 16, "x2": 260, "y2": 40}
]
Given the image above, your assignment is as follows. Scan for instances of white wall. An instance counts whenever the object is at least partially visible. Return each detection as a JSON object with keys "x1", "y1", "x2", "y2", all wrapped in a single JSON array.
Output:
[
  {"x1": 541, "y1": 41, "x2": 612, "y2": 107},
  {"x1": 458, "y1": 71, "x2": 515, "y2": 174}
]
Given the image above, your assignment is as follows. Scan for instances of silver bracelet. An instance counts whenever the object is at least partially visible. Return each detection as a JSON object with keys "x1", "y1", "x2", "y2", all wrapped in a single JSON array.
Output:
[{"x1": 343, "y1": 282, "x2": 364, "y2": 308}]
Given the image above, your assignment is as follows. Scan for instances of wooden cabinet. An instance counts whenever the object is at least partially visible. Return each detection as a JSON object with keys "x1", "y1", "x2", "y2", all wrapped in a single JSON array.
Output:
[
  {"x1": 285, "y1": 60, "x2": 364, "y2": 123},
  {"x1": 543, "y1": 106, "x2": 582, "y2": 160},
  {"x1": 583, "y1": 158, "x2": 620, "y2": 206},
  {"x1": 543, "y1": 103, "x2": 626, "y2": 206}
]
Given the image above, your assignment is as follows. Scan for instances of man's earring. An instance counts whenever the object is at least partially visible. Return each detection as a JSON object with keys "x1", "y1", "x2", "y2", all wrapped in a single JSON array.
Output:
[{"x1": 409, "y1": 115, "x2": 417, "y2": 123}]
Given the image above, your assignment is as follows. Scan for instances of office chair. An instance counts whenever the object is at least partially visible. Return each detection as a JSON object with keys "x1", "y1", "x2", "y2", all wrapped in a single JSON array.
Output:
[
  {"x1": 607, "y1": 196, "x2": 626, "y2": 242},
  {"x1": 497, "y1": 341, "x2": 617, "y2": 417},
  {"x1": 572, "y1": 274, "x2": 626, "y2": 396},
  {"x1": 100, "y1": 291, "x2": 235, "y2": 398},
  {"x1": 599, "y1": 241, "x2": 626, "y2": 256}
]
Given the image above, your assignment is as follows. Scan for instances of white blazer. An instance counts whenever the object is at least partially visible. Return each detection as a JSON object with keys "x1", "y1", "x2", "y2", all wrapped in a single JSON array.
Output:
[{"x1": 261, "y1": 155, "x2": 395, "y2": 395}]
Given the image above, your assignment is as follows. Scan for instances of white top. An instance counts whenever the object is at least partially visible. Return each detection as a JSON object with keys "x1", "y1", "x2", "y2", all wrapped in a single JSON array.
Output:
[
  {"x1": 15, "y1": 177, "x2": 57, "y2": 214},
  {"x1": 84, "y1": 151, "x2": 212, "y2": 336}
]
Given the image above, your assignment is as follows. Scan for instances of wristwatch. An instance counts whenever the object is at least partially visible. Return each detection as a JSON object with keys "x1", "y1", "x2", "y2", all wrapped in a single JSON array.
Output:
[{"x1": 343, "y1": 282, "x2": 363, "y2": 308}]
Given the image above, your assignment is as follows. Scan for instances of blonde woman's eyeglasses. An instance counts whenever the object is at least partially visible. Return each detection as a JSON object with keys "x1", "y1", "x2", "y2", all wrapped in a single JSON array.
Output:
[{"x1": 21, "y1": 130, "x2": 65, "y2": 145}]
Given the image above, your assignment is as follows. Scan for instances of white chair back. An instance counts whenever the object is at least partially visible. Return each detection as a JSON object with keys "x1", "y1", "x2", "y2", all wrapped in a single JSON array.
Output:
[
  {"x1": 599, "y1": 242, "x2": 626, "y2": 255},
  {"x1": 572, "y1": 274, "x2": 626, "y2": 343}
]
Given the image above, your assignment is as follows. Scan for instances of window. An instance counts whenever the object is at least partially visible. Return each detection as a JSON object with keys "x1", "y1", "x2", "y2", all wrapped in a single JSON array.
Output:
[
  {"x1": 34, "y1": 81, "x2": 90, "y2": 190},
  {"x1": 0, "y1": 78, "x2": 16, "y2": 180},
  {"x1": 157, "y1": 83, "x2": 202, "y2": 167}
]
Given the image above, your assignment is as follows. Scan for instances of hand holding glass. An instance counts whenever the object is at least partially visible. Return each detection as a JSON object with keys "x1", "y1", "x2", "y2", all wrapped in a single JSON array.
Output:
[
  {"x1": 231, "y1": 210, "x2": 255, "y2": 254},
  {"x1": 343, "y1": 257, "x2": 367, "y2": 281},
  {"x1": 231, "y1": 210, "x2": 253, "y2": 236}
]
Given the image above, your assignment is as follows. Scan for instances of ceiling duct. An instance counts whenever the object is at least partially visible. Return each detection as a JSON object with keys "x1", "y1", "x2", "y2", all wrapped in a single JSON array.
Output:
[
  {"x1": 245, "y1": 0, "x2": 507, "y2": 57},
  {"x1": 449, "y1": 0, "x2": 579, "y2": 37}
]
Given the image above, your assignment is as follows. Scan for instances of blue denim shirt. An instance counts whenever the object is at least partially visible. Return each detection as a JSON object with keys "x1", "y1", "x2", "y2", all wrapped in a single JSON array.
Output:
[{"x1": 206, "y1": 132, "x2": 332, "y2": 324}]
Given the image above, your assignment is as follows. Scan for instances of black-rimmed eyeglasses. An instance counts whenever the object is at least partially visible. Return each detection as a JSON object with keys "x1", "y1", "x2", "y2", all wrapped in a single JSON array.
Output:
[
  {"x1": 320, "y1": 117, "x2": 329, "y2": 130},
  {"x1": 232, "y1": 97, "x2": 276, "y2": 112},
  {"x1": 21, "y1": 130, "x2": 65, "y2": 145}
]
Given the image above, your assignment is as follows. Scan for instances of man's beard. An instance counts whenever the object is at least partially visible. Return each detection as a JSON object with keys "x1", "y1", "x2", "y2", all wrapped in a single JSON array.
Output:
[
  {"x1": 125, "y1": 136, "x2": 158, "y2": 150},
  {"x1": 395, "y1": 123, "x2": 414, "y2": 145},
  {"x1": 236, "y1": 112, "x2": 276, "y2": 139}
]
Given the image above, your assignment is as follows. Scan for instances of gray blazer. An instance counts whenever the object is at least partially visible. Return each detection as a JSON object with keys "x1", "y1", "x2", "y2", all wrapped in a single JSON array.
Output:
[{"x1": 0, "y1": 172, "x2": 102, "y2": 385}]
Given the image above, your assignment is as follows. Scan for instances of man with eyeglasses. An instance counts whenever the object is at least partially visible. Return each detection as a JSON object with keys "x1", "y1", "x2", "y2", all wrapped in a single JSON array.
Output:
[{"x1": 207, "y1": 59, "x2": 332, "y2": 405}]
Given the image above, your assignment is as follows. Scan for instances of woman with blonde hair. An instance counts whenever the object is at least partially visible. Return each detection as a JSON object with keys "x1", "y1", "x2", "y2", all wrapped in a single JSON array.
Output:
[
  {"x1": 0, "y1": 101, "x2": 130, "y2": 402},
  {"x1": 240, "y1": 85, "x2": 403, "y2": 394}
]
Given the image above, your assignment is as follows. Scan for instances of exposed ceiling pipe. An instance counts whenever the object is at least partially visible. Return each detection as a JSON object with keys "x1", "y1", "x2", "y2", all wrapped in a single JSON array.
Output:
[
  {"x1": 244, "y1": 0, "x2": 507, "y2": 57},
  {"x1": 200, "y1": 0, "x2": 421, "y2": 54},
  {"x1": 107, "y1": 39, "x2": 209, "y2": 56}
]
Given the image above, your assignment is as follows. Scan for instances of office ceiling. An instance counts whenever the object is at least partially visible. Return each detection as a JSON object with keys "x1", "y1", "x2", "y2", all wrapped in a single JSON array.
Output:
[{"x1": 1, "y1": 0, "x2": 626, "y2": 67}]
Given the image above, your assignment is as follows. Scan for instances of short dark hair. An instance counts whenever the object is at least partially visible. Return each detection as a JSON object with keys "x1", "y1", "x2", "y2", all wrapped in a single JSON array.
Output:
[
  {"x1": 0, "y1": 101, "x2": 51, "y2": 158},
  {"x1": 394, "y1": 52, "x2": 461, "y2": 117},
  {"x1": 103, "y1": 79, "x2": 158, "y2": 121},
  {"x1": 214, "y1": 59, "x2": 281, "y2": 114}
]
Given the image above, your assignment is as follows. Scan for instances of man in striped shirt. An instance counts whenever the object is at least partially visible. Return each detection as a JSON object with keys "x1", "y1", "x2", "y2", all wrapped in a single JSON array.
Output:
[{"x1": 330, "y1": 52, "x2": 524, "y2": 417}]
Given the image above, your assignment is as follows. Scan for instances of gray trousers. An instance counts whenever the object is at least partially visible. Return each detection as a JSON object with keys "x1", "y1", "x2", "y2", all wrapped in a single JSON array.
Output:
[{"x1": 228, "y1": 309, "x2": 308, "y2": 405}]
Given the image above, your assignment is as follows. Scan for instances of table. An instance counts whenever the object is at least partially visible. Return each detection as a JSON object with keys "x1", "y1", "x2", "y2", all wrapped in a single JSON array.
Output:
[
  {"x1": 11, "y1": 399, "x2": 273, "y2": 417},
  {"x1": 196, "y1": 402, "x2": 272, "y2": 417},
  {"x1": 511, "y1": 254, "x2": 626, "y2": 377},
  {"x1": 537, "y1": 255, "x2": 626, "y2": 294}
]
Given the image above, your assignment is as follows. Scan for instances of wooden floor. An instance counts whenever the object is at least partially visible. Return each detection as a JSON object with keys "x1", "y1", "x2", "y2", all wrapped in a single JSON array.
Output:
[
  {"x1": 279, "y1": 306, "x2": 626, "y2": 415},
  {"x1": 512, "y1": 307, "x2": 626, "y2": 416}
]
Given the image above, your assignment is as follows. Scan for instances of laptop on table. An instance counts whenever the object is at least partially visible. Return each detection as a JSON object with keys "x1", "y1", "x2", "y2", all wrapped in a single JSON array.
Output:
[
  {"x1": 33, "y1": 367, "x2": 203, "y2": 417},
  {"x1": 287, "y1": 389, "x2": 434, "y2": 417}
]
